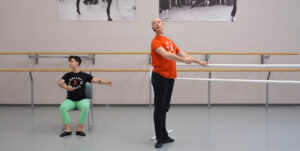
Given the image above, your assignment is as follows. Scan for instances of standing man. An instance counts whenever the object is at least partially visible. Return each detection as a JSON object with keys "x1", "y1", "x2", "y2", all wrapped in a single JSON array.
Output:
[
  {"x1": 59, "y1": 55, "x2": 112, "y2": 137},
  {"x1": 151, "y1": 18, "x2": 208, "y2": 148}
]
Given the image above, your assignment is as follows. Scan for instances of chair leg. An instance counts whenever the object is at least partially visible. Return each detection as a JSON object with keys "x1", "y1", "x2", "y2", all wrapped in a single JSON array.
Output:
[
  {"x1": 88, "y1": 109, "x2": 90, "y2": 130},
  {"x1": 91, "y1": 99, "x2": 94, "y2": 127},
  {"x1": 87, "y1": 99, "x2": 94, "y2": 131}
]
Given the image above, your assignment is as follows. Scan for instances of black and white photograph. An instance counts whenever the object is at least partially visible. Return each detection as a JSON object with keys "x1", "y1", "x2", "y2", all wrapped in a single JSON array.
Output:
[
  {"x1": 58, "y1": 0, "x2": 136, "y2": 21},
  {"x1": 159, "y1": 0, "x2": 237, "y2": 21}
]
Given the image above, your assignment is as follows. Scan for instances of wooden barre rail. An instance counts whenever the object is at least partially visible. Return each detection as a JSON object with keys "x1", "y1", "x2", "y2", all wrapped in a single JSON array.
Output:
[
  {"x1": 177, "y1": 69, "x2": 300, "y2": 72},
  {"x1": 0, "y1": 52, "x2": 148, "y2": 55},
  {"x1": 1, "y1": 69, "x2": 300, "y2": 72},
  {"x1": 0, "y1": 51, "x2": 298, "y2": 55}
]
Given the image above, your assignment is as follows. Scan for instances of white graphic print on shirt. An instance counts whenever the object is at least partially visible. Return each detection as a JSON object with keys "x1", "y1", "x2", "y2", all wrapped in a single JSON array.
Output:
[
  {"x1": 165, "y1": 41, "x2": 175, "y2": 54},
  {"x1": 68, "y1": 77, "x2": 84, "y2": 90}
]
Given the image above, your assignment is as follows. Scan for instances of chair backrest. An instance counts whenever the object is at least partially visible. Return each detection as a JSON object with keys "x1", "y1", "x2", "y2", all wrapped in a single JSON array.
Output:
[{"x1": 85, "y1": 83, "x2": 93, "y2": 99}]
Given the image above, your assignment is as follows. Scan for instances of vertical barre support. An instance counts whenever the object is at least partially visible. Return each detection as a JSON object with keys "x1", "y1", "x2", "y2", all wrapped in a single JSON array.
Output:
[
  {"x1": 206, "y1": 54, "x2": 211, "y2": 109},
  {"x1": 89, "y1": 71, "x2": 94, "y2": 128},
  {"x1": 149, "y1": 67, "x2": 153, "y2": 109},
  {"x1": 208, "y1": 72, "x2": 212, "y2": 109},
  {"x1": 148, "y1": 54, "x2": 152, "y2": 65},
  {"x1": 35, "y1": 54, "x2": 39, "y2": 64},
  {"x1": 260, "y1": 54, "x2": 270, "y2": 108},
  {"x1": 89, "y1": 54, "x2": 96, "y2": 65},
  {"x1": 261, "y1": 55, "x2": 264, "y2": 64},
  {"x1": 266, "y1": 71, "x2": 271, "y2": 108},
  {"x1": 29, "y1": 72, "x2": 34, "y2": 109}
]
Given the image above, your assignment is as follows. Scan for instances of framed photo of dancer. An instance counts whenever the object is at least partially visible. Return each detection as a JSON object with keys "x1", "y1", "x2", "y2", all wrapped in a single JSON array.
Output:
[
  {"x1": 159, "y1": 0, "x2": 237, "y2": 22},
  {"x1": 58, "y1": 0, "x2": 136, "y2": 21}
]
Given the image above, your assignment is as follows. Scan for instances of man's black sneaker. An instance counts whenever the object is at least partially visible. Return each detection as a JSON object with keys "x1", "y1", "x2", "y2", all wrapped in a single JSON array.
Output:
[
  {"x1": 163, "y1": 137, "x2": 175, "y2": 144},
  {"x1": 155, "y1": 140, "x2": 163, "y2": 148}
]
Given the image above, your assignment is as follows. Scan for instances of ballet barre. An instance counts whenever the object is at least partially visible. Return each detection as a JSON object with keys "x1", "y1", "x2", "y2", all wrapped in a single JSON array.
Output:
[
  {"x1": 0, "y1": 69, "x2": 150, "y2": 72},
  {"x1": 0, "y1": 51, "x2": 298, "y2": 64},
  {"x1": 174, "y1": 64, "x2": 300, "y2": 108},
  {"x1": 176, "y1": 76, "x2": 300, "y2": 108},
  {"x1": 0, "y1": 51, "x2": 146, "y2": 65},
  {"x1": 177, "y1": 78, "x2": 300, "y2": 84},
  {"x1": 0, "y1": 51, "x2": 297, "y2": 55},
  {"x1": 177, "y1": 63, "x2": 300, "y2": 68},
  {"x1": 1, "y1": 68, "x2": 300, "y2": 109},
  {"x1": 2, "y1": 68, "x2": 300, "y2": 72},
  {"x1": 148, "y1": 67, "x2": 300, "y2": 109}
]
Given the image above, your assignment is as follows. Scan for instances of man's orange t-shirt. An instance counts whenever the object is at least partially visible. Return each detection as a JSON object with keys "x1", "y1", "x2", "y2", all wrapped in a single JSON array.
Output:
[{"x1": 151, "y1": 35, "x2": 181, "y2": 79}]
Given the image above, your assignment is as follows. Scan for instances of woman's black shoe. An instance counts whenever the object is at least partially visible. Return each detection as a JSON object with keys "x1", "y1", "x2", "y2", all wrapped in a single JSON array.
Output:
[
  {"x1": 76, "y1": 131, "x2": 86, "y2": 136},
  {"x1": 59, "y1": 131, "x2": 72, "y2": 137}
]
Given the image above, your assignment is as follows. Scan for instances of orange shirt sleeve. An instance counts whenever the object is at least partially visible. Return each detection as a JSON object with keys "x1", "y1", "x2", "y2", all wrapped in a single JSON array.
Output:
[
  {"x1": 151, "y1": 39, "x2": 163, "y2": 52},
  {"x1": 174, "y1": 44, "x2": 181, "y2": 54}
]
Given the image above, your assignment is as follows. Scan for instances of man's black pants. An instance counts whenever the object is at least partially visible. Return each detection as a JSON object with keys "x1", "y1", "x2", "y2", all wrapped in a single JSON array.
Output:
[{"x1": 151, "y1": 71, "x2": 175, "y2": 141}]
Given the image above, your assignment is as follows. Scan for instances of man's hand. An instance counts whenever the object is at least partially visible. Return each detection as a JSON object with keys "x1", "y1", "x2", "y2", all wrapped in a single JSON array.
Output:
[
  {"x1": 199, "y1": 61, "x2": 209, "y2": 66},
  {"x1": 195, "y1": 60, "x2": 209, "y2": 66},
  {"x1": 178, "y1": 51, "x2": 208, "y2": 66},
  {"x1": 191, "y1": 58, "x2": 208, "y2": 66}
]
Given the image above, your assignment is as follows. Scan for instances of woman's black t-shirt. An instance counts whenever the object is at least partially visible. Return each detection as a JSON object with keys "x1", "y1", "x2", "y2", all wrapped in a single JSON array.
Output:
[{"x1": 61, "y1": 71, "x2": 93, "y2": 101}]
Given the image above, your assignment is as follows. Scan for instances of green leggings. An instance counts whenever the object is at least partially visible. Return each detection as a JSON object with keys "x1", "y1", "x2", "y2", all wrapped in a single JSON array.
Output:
[{"x1": 59, "y1": 99, "x2": 90, "y2": 125}]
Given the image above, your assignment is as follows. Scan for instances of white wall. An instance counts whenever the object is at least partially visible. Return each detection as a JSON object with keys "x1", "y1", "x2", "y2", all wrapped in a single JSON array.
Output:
[{"x1": 0, "y1": 0, "x2": 300, "y2": 104}]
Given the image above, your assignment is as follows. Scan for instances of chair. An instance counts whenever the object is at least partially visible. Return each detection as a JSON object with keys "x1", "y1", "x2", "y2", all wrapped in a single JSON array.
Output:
[{"x1": 62, "y1": 83, "x2": 94, "y2": 131}]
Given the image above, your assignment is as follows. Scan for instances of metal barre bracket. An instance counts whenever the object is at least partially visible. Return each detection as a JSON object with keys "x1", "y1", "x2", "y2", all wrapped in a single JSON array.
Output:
[
  {"x1": 261, "y1": 55, "x2": 270, "y2": 64},
  {"x1": 205, "y1": 54, "x2": 210, "y2": 62}
]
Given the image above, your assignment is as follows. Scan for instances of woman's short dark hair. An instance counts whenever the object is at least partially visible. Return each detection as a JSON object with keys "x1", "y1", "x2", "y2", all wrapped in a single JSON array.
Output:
[{"x1": 68, "y1": 55, "x2": 81, "y2": 66}]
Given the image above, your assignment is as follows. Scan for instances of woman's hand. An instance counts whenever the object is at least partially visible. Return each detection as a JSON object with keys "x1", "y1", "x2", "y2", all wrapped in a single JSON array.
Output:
[
  {"x1": 106, "y1": 81, "x2": 113, "y2": 87},
  {"x1": 65, "y1": 85, "x2": 75, "y2": 91}
]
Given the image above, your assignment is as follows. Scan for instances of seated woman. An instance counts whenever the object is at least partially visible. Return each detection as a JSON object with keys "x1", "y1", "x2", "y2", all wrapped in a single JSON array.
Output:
[{"x1": 59, "y1": 55, "x2": 113, "y2": 137}]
